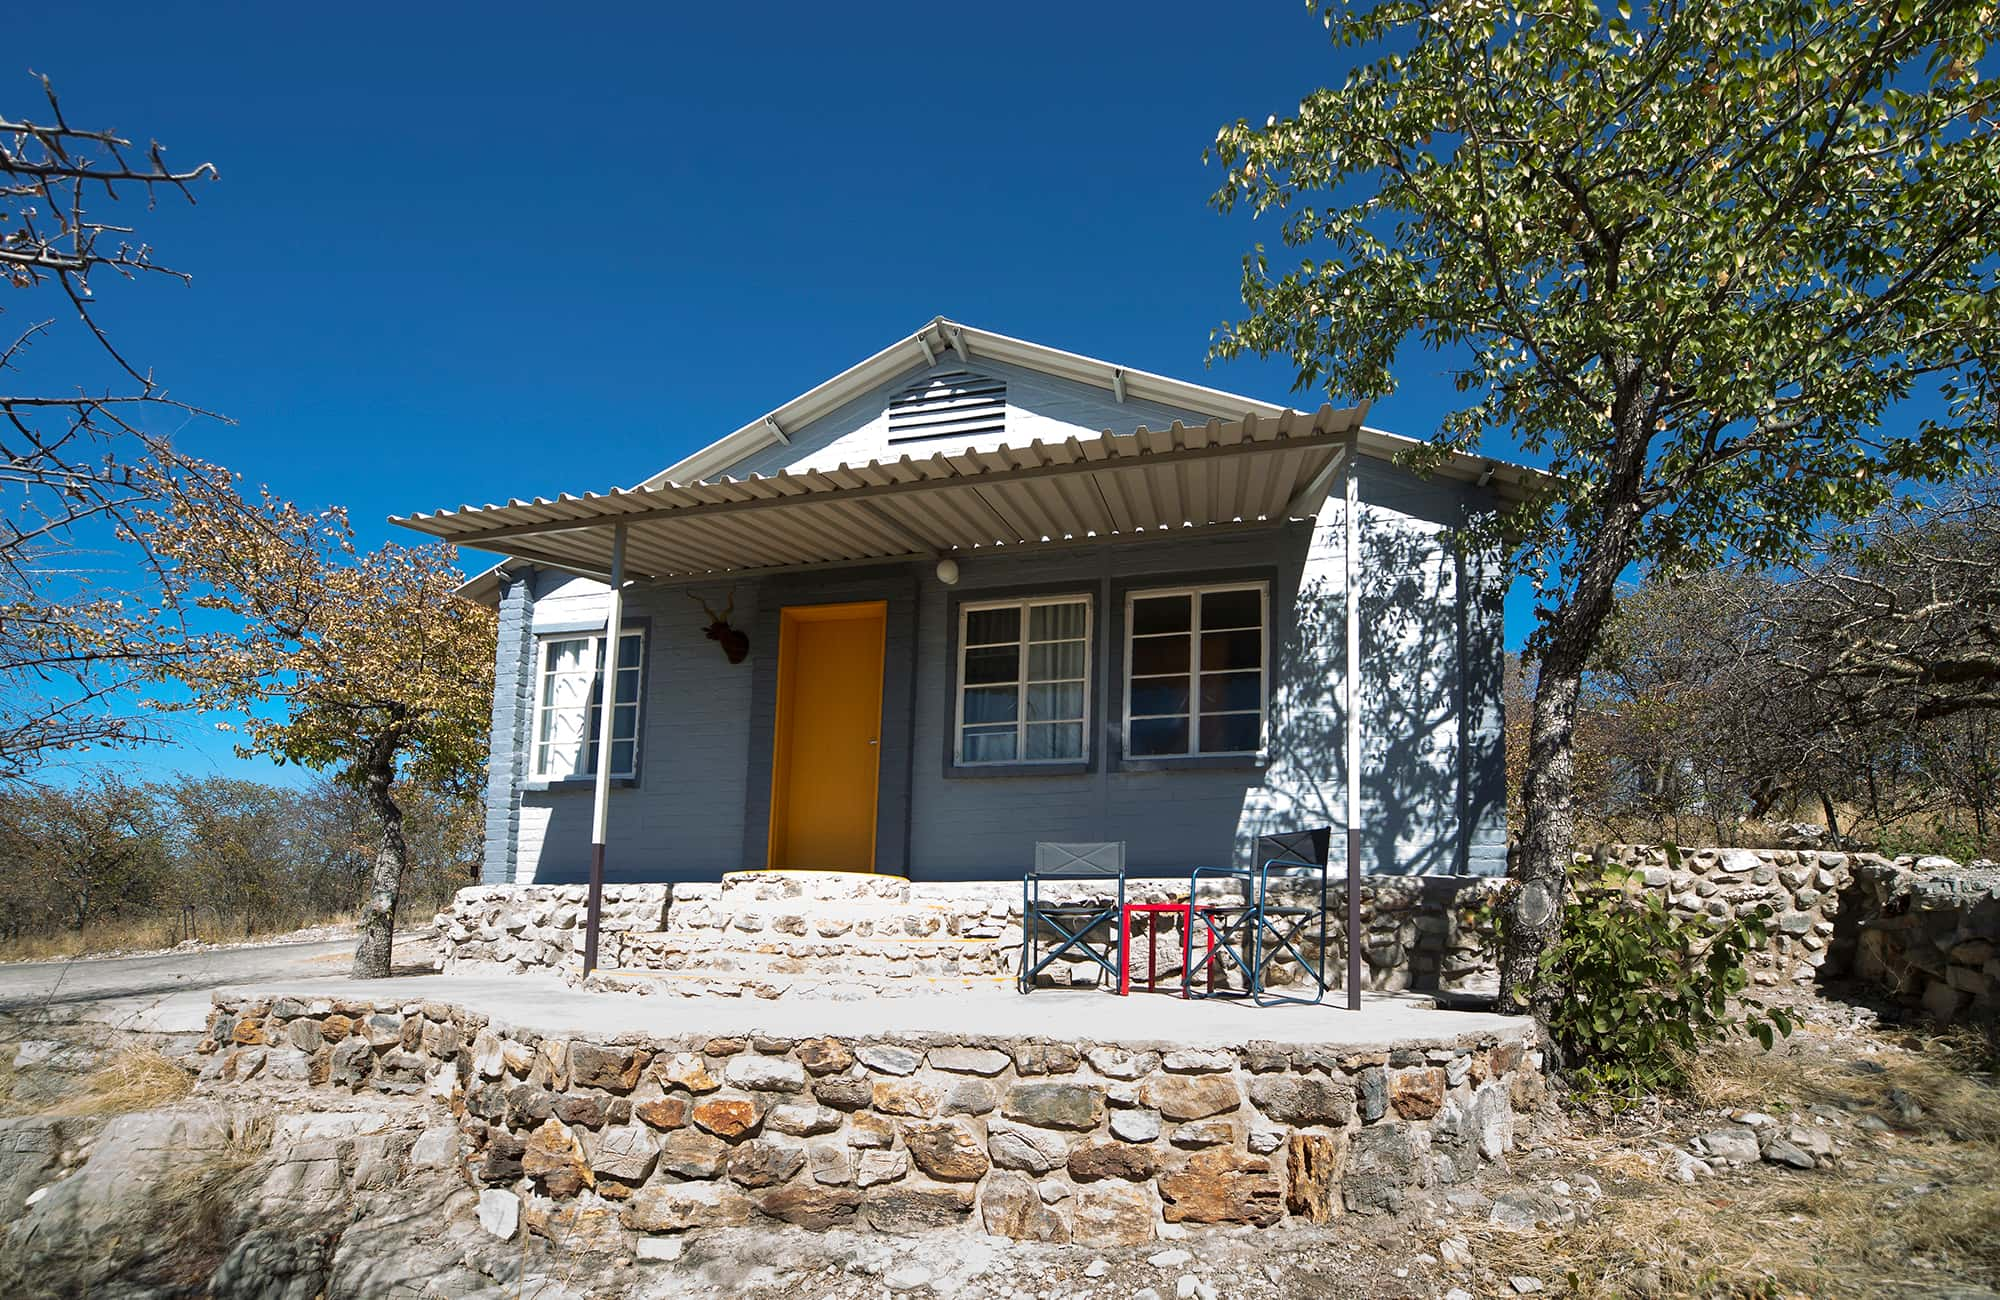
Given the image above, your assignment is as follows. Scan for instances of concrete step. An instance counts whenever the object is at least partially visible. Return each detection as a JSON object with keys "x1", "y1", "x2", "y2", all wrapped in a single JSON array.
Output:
[
  {"x1": 710, "y1": 870, "x2": 916, "y2": 904},
  {"x1": 660, "y1": 899, "x2": 1017, "y2": 943},
  {"x1": 582, "y1": 968, "x2": 1014, "y2": 1001},
  {"x1": 611, "y1": 932, "x2": 1016, "y2": 980}
]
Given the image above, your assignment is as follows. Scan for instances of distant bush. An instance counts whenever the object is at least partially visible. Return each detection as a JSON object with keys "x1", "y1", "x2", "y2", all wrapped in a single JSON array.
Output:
[
  {"x1": 1520, "y1": 868, "x2": 1796, "y2": 1098},
  {"x1": 0, "y1": 773, "x2": 479, "y2": 958}
]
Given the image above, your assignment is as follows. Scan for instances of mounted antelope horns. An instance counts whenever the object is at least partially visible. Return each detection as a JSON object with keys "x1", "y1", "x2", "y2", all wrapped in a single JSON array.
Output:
[{"x1": 687, "y1": 585, "x2": 749, "y2": 665}]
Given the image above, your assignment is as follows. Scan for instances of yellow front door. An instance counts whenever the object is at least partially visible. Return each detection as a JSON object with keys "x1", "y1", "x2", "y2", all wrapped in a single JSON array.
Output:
[{"x1": 768, "y1": 601, "x2": 887, "y2": 871}]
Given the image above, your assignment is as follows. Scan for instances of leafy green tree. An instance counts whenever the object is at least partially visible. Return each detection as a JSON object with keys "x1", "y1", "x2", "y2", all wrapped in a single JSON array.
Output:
[{"x1": 1209, "y1": 0, "x2": 1998, "y2": 1010}]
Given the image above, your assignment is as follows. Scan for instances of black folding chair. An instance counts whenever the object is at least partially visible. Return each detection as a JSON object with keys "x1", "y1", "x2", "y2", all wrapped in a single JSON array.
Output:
[
  {"x1": 1019, "y1": 841, "x2": 1126, "y2": 993},
  {"x1": 1183, "y1": 828, "x2": 1332, "y2": 1006}
]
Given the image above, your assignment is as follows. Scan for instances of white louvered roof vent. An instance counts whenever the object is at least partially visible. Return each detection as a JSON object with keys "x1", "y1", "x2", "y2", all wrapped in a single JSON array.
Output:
[{"x1": 886, "y1": 370, "x2": 1006, "y2": 444}]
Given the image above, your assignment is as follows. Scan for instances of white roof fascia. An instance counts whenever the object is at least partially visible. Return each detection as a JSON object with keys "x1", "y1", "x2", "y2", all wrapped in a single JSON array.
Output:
[{"x1": 641, "y1": 316, "x2": 1295, "y2": 489}]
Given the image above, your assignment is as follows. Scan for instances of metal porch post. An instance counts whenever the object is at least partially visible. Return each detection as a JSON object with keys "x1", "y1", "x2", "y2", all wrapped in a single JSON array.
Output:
[
  {"x1": 1344, "y1": 445, "x2": 1363, "y2": 1011},
  {"x1": 582, "y1": 522, "x2": 627, "y2": 977}
]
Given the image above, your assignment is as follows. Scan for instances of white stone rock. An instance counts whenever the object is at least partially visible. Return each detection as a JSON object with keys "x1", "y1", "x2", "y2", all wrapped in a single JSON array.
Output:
[
  {"x1": 886, "y1": 1266, "x2": 933, "y2": 1292},
  {"x1": 1161, "y1": 1048, "x2": 1232, "y2": 1073},
  {"x1": 1111, "y1": 1110, "x2": 1163, "y2": 1143},
  {"x1": 1148, "y1": 1249, "x2": 1193, "y2": 1270},
  {"x1": 635, "y1": 1235, "x2": 684, "y2": 1262},
  {"x1": 477, "y1": 1188, "x2": 520, "y2": 1240},
  {"x1": 408, "y1": 1125, "x2": 458, "y2": 1169},
  {"x1": 856, "y1": 1044, "x2": 923, "y2": 1076},
  {"x1": 724, "y1": 1055, "x2": 808, "y2": 1092},
  {"x1": 856, "y1": 1149, "x2": 909, "y2": 1187},
  {"x1": 1511, "y1": 1278, "x2": 1545, "y2": 1294},
  {"x1": 1696, "y1": 1127, "x2": 1761, "y2": 1165},
  {"x1": 1175, "y1": 1275, "x2": 1199, "y2": 1300},
  {"x1": 1084, "y1": 1260, "x2": 1110, "y2": 1279}
]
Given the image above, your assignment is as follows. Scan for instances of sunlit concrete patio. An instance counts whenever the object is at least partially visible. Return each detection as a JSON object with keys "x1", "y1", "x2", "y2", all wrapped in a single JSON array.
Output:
[{"x1": 216, "y1": 969, "x2": 1529, "y2": 1053}]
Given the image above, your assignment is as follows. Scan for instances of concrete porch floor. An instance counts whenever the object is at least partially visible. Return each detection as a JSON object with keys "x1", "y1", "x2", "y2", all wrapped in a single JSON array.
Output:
[{"x1": 216, "y1": 970, "x2": 1531, "y2": 1053}]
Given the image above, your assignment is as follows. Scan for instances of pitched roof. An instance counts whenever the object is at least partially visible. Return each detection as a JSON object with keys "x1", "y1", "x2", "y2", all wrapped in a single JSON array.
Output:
[{"x1": 434, "y1": 317, "x2": 1553, "y2": 602}]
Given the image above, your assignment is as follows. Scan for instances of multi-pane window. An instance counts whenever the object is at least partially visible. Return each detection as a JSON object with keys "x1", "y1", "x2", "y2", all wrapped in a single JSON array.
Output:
[
  {"x1": 531, "y1": 629, "x2": 644, "y2": 779},
  {"x1": 956, "y1": 596, "x2": 1091, "y2": 764},
  {"x1": 1125, "y1": 584, "x2": 1267, "y2": 758}
]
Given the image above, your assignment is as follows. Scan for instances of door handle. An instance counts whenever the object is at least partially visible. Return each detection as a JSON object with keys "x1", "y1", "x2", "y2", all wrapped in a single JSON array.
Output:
[{"x1": 868, "y1": 739, "x2": 879, "y2": 746}]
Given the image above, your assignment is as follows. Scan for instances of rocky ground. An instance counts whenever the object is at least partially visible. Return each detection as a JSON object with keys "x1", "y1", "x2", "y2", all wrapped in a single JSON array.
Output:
[{"x1": 0, "y1": 989, "x2": 1994, "y2": 1299}]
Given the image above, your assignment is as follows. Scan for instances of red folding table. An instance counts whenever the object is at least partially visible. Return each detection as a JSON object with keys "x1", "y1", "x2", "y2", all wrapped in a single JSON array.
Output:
[{"x1": 1119, "y1": 902, "x2": 1219, "y2": 996}]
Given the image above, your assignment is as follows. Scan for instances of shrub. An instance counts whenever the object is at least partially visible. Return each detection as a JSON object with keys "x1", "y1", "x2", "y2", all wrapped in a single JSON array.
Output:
[{"x1": 1521, "y1": 868, "x2": 1795, "y2": 1097}]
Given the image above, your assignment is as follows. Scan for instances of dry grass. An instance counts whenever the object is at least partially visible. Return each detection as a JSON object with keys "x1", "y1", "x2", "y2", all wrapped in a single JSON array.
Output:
[
  {"x1": 1458, "y1": 1022, "x2": 2000, "y2": 1297},
  {"x1": 45, "y1": 1046, "x2": 195, "y2": 1116},
  {"x1": 0, "y1": 909, "x2": 355, "y2": 963}
]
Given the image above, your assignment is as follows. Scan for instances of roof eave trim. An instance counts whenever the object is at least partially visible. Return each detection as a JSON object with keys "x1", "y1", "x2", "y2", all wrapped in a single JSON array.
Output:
[{"x1": 641, "y1": 317, "x2": 1299, "y2": 489}]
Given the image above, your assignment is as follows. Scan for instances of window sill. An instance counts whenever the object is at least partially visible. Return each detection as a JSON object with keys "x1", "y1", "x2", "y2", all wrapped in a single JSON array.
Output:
[
  {"x1": 1114, "y1": 754, "x2": 1269, "y2": 774},
  {"x1": 943, "y1": 761, "x2": 1091, "y2": 781},
  {"x1": 522, "y1": 776, "x2": 641, "y2": 792}
]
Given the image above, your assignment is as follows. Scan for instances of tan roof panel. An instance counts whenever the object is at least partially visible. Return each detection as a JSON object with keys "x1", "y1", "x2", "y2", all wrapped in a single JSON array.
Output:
[{"x1": 397, "y1": 405, "x2": 1395, "y2": 584}]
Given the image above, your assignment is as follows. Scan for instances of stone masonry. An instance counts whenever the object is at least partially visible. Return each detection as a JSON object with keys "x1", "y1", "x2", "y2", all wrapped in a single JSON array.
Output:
[
  {"x1": 1838, "y1": 856, "x2": 2000, "y2": 1026},
  {"x1": 198, "y1": 993, "x2": 1547, "y2": 1246},
  {"x1": 431, "y1": 849, "x2": 1999, "y2": 1024}
]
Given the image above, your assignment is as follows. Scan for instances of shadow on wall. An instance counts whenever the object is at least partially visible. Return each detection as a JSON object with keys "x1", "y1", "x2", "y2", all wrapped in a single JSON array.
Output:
[{"x1": 1242, "y1": 510, "x2": 1503, "y2": 877}]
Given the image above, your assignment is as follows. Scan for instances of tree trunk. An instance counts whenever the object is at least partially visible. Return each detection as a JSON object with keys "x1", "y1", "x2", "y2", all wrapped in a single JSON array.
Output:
[
  {"x1": 351, "y1": 745, "x2": 408, "y2": 980},
  {"x1": 1497, "y1": 623, "x2": 1589, "y2": 1015}
]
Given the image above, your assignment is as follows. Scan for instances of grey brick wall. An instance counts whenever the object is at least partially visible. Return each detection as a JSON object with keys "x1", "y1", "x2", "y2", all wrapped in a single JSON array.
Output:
[{"x1": 481, "y1": 572, "x2": 537, "y2": 884}]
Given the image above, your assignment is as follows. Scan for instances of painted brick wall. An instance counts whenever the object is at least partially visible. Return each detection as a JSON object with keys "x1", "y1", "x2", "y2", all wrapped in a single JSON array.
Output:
[
  {"x1": 510, "y1": 576, "x2": 760, "y2": 885},
  {"x1": 479, "y1": 573, "x2": 537, "y2": 885}
]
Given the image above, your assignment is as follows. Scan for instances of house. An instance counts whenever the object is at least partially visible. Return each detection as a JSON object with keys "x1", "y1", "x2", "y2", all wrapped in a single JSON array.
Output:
[{"x1": 397, "y1": 319, "x2": 1540, "y2": 891}]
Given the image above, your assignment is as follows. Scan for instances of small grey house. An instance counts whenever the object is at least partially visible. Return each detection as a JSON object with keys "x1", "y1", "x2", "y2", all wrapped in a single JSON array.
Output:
[{"x1": 397, "y1": 320, "x2": 1540, "y2": 888}]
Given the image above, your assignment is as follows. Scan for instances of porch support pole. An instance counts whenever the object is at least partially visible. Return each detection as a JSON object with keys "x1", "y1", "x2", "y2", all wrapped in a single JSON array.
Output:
[
  {"x1": 1343, "y1": 445, "x2": 1362, "y2": 1010},
  {"x1": 582, "y1": 522, "x2": 627, "y2": 977}
]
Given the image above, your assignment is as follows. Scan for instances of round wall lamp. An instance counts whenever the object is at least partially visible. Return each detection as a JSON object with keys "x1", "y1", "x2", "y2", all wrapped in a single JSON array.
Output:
[{"x1": 935, "y1": 557, "x2": 961, "y2": 586}]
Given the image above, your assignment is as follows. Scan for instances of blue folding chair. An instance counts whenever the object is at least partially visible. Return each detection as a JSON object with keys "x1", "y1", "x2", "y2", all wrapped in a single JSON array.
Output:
[
  {"x1": 1183, "y1": 828, "x2": 1333, "y2": 1006},
  {"x1": 1019, "y1": 842, "x2": 1126, "y2": 993}
]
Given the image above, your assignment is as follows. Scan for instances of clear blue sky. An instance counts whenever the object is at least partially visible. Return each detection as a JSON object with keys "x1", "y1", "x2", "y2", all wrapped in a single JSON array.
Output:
[{"x1": 18, "y1": 1, "x2": 1531, "y2": 783}]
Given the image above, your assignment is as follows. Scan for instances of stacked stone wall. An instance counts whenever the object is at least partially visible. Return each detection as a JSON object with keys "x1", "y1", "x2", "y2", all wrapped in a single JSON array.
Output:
[
  {"x1": 438, "y1": 885, "x2": 669, "y2": 974},
  {"x1": 1837, "y1": 857, "x2": 1999, "y2": 1026},
  {"x1": 428, "y1": 850, "x2": 1998, "y2": 1023},
  {"x1": 198, "y1": 994, "x2": 1546, "y2": 1245}
]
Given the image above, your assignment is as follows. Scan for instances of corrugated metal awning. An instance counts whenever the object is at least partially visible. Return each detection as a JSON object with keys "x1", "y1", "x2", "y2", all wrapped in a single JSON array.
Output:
[{"x1": 393, "y1": 405, "x2": 1365, "y2": 584}]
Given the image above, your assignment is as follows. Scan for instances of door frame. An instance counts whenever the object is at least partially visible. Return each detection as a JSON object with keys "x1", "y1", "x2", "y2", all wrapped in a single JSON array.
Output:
[{"x1": 766, "y1": 599, "x2": 888, "y2": 871}]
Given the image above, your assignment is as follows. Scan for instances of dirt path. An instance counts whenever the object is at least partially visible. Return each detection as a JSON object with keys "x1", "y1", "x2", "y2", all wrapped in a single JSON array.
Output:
[{"x1": 0, "y1": 935, "x2": 435, "y2": 1033}]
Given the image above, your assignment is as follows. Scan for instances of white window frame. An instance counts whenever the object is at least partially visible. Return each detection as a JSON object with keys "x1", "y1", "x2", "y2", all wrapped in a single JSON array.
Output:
[
  {"x1": 953, "y1": 594, "x2": 1093, "y2": 766},
  {"x1": 529, "y1": 628, "x2": 645, "y2": 781},
  {"x1": 1122, "y1": 581, "x2": 1269, "y2": 760}
]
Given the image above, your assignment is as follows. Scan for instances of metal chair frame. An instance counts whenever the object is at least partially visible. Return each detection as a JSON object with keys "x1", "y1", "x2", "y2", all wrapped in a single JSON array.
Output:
[
  {"x1": 1181, "y1": 828, "x2": 1332, "y2": 1006},
  {"x1": 1019, "y1": 841, "x2": 1127, "y2": 993}
]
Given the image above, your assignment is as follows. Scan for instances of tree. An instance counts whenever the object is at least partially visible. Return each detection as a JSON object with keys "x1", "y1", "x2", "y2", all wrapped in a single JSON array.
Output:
[
  {"x1": 1772, "y1": 473, "x2": 2000, "y2": 727},
  {"x1": 142, "y1": 467, "x2": 493, "y2": 977},
  {"x1": 0, "y1": 774, "x2": 170, "y2": 933},
  {"x1": 163, "y1": 776, "x2": 309, "y2": 937},
  {"x1": 1, "y1": 76, "x2": 221, "y2": 777},
  {"x1": 1208, "y1": 0, "x2": 1998, "y2": 1012}
]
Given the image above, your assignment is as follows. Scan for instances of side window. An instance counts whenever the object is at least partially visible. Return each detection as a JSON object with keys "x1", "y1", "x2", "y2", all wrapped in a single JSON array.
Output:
[
  {"x1": 1125, "y1": 584, "x2": 1267, "y2": 758},
  {"x1": 531, "y1": 629, "x2": 643, "y2": 779},
  {"x1": 956, "y1": 596, "x2": 1091, "y2": 764}
]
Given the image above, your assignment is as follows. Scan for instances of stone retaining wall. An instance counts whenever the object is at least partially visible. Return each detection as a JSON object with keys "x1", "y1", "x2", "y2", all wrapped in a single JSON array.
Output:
[
  {"x1": 438, "y1": 885, "x2": 669, "y2": 973},
  {"x1": 198, "y1": 995, "x2": 1547, "y2": 1245},
  {"x1": 1837, "y1": 858, "x2": 2000, "y2": 1026},
  {"x1": 430, "y1": 849, "x2": 1998, "y2": 1021}
]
